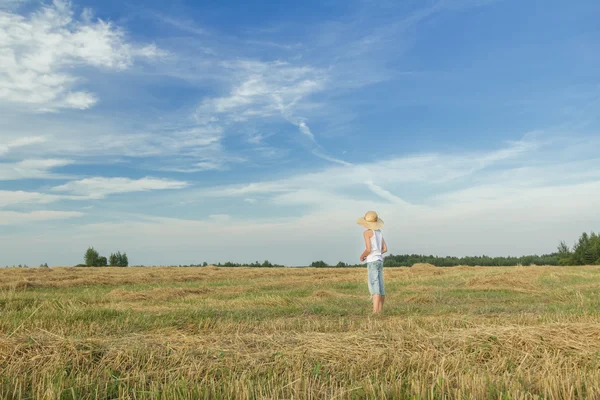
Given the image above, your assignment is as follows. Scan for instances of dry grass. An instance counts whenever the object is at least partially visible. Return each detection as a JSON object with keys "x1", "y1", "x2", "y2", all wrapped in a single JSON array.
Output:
[{"x1": 1, "y1": 265, "x2": 600, "y2": 399}]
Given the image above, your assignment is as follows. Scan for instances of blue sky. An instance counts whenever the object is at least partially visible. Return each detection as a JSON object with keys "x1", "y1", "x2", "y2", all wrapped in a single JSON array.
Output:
[{"x1": 1, "y1": 0, "x2": 599, "y2": 266}]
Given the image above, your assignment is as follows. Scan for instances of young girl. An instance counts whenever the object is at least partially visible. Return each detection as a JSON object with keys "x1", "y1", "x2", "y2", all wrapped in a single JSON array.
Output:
[{"x1": 357, "y1": 211, "x2": 388, "y2": 313}]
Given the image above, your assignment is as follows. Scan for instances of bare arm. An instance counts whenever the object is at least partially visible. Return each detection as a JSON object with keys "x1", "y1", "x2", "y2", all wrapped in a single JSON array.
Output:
[
  {"x1": 360, "y1": 230, "x2": 372, "y2": 261},
  {"x1": 382, "y1": 238, "x2": 388, "y2": 254}
]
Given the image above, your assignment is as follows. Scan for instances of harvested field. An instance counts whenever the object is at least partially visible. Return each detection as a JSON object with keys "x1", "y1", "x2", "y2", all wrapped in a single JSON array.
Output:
[{"x1": 1, "y1": 265, "x2": 600, "y2": 399}]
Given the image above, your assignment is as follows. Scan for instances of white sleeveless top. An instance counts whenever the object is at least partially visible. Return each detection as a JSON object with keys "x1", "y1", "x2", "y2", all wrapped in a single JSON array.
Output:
[{"x1": 366, "y1": 229, "x2": 384, "y2": 263}]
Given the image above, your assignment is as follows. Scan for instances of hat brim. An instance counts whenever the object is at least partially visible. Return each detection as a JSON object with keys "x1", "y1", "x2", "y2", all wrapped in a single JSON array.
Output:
[{"x1": 356, "y1": 217, "x2": 384, "y2": 230}]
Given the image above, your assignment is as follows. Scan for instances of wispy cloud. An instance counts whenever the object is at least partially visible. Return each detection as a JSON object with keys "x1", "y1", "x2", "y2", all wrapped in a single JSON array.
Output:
[
  {"x1": 195, "y1": 60, "x2": 326, "y2": 128},
  {"x1": 0, "y1": 190, "x2": 65, "y2": 207},
  {"x1": 52, "y1": 177, "x2": 190, "y2": 199},
  {"x1": 0, "y1": 210, "x2": 83, "y2": 225},
  {"x1": 0, "y1": 136, "x2": 46, "y2": 156},
  {"x1": 0, "y1": 158, "x2": 73, "y2": 180},
  {"x1": 191, "y1": 58, "x2": 360, "y2": 164},
  {"x1": 151, "y1": 13, "x2": 207, "y2": 36},
  {"x1": 0, "y1": 0, "x2": 164, "y2": 111}
]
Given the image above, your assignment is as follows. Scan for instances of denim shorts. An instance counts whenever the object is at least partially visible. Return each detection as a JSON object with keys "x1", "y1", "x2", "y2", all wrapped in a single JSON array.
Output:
[{"x1": 367, "y1": 260, "x2": 385, "y2": 296}]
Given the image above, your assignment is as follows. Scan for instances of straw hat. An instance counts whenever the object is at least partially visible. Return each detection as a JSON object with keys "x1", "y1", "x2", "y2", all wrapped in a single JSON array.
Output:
[{"x1": 356, "y1": 211, "x2": 384, "y2": 230}]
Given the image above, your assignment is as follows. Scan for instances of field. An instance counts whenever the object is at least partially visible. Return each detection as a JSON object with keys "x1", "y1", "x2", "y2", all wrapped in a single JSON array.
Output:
[{"x1": 1, "y1": 265, "x2": 600, "y2": 399}]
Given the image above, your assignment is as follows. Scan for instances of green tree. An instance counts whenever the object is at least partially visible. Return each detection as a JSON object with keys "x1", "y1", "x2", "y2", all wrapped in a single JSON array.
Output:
[
  {"x1": 310, "y1": 260, "x2": 329, "y2": 268},
  {"x1": 557, "y1": 241, "x2": 571, "y2": 255},
  {"x1": 84, "y1": 247, "x2": 100, "y2": 267},
  {"x1": 119, "y1": 253, "x2": 129, "y2": 267},
  {"x1": 109, "y1": 251, "x2": 129, "y2": 267},
  {"x1": 109, "y1": 253, "x2": 119, "y2": 266},
  {"x1": 570, "y1": 232, "x2": 600, "y2": 265},
  {"x1": 97, "y1": 256, "x2": 108, "y2": 267}
]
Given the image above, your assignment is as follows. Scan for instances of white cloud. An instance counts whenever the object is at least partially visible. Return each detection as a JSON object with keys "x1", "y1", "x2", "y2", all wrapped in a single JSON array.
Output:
[
  {"x1": 63, "y1": 91, "x2": 97, "y2": 110},
  {"x1": 52, "y1": 176, "x2": 190, "y2": 198},
  {"x1": 0, "y1": 136, "x2": 46, "y2": 156},
  {"x1": 295, "y1": 120, "x2": 314, "y2": 139},
  {"x1": 0, "y1": 210, "x2": 83, "y2": 224},
  {"x1": 155, "y1": 126, "x2": 223, "y2": 153},
  {"x1": 132, "y1": 43, "x2": 168, "y2": 59},
  {"x1": 0, "y1": 0, "x2": 164, "y2": 111},
  {"x1": 0, "y1": 158, "x2": 73, "y2": 180},
  {"x1": 196, "y1": 60, "x2": 326, "y2": 140},
  {"x1": 0, "y1": 190, "x2": 65, "y2": 207}
]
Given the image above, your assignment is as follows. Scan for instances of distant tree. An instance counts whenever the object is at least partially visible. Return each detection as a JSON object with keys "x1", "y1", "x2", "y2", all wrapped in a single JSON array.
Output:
[
  {"x1": 336, "y1": 261, "x2": 347, "y2": 268},
  {"x1": 108, "y1": 251, "x2": 128, "y2": 267},
  {"x1": 120, "y1": 253, "x2": 129, "y2": 267},
  {"x1": 84, "y1": 247, "x2": 100, "y2": 267},
  {"x1": 109, "y1": 252, "x2": 119, "y2": 266},
  {"x1": 97, "y1": 256, "x2": 108, "y2": 267},
  {"x1": 570, "y1": 232, "x2": 600, "y2": 266},
  {"x1": 202, "y1": 262, "x2": 208, "y2": 267},
  {"x1": 557, "y1": 241, "x2": 571, "y2": 255},
  {"x1": 310, "y1": 260, "x2": 329, "y2": 268}
]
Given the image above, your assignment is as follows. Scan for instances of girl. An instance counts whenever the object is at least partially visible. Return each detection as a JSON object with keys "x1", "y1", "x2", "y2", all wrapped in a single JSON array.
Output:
[{"x1": 357, "y1": 211, "x2": 388, "y2": 313}]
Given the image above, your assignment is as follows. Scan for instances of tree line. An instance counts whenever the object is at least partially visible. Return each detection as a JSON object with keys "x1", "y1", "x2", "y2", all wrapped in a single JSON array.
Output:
[
  {"x1": 317, "y1": 231, "x2": 599, "y2": 268},
  {"x1": 68, "y1": 231, "x2": 598, "y2": 268}
]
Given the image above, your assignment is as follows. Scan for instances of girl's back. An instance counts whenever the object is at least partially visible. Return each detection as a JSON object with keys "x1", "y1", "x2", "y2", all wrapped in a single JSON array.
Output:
[{"x1": 366, "y1": 230, "x2": 383, "y2": 262}]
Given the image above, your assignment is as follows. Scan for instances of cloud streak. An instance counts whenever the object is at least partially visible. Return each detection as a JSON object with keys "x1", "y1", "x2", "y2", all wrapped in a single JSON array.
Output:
[
  {"x1": 0, "y1": 136, "x2": 46, "y2": 156},
  {"x1": 52, "y1": 177, "x2": 190, "y2": 199},
  {"x1": 0, "y1": 210, "x2": 83, "y2": 225},
  {"x1": 0, "y1": 158, "x2": 73, "y2": 180}
]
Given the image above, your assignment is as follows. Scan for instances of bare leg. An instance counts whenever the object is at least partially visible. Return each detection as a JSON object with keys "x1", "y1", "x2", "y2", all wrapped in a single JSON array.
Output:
[
  {"x1": 372, "y1": 295, "x2": 382, "y2": 313},
  {"x1": 379, "y1": 296, "x2": 385, "y2": 313}
]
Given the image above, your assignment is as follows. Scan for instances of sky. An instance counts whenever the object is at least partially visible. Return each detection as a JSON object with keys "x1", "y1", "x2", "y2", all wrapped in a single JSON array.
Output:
[{"x1": 1, "y1": 0, "x2": 599, "y2": 267}]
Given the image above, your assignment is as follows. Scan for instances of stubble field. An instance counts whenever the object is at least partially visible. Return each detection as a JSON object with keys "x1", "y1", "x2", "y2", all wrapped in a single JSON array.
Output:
[{"x1": 1, "y1": 264, "x2": 600, "y2": 399}]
